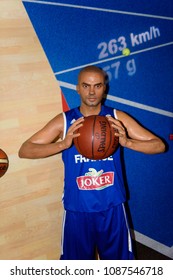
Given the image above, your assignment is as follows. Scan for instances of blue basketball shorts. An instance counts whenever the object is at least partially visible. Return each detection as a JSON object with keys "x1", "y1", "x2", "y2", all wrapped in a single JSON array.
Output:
[{"x1": 60, "y1": 203, "x2": 134, "y2": 260}]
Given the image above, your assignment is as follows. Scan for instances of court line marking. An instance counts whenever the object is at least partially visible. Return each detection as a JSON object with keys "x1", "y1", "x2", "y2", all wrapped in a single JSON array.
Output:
[
  {"x1": 54, "y1": 42, "x2": 173, "y2": 75},
  {"x1": 23, "y1": 0, "x2": 173, "y2": 21},
  {"x1": 133, "y1": 230, "x2": 173, "y2": 259},
  {"x1": 58, "y1": 81, "x2": 173, "y2": 118}
]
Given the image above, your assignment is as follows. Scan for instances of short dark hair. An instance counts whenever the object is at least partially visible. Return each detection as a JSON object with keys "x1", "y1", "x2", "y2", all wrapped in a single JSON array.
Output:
[{"x1": 78, "y1": 66, "x2": 106, "y2": 83}]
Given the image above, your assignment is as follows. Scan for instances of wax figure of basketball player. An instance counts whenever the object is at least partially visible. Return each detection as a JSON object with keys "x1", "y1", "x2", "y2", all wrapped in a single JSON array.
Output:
[{"x1": 19, "y1": 66, "x2": 165, "y2": 260}]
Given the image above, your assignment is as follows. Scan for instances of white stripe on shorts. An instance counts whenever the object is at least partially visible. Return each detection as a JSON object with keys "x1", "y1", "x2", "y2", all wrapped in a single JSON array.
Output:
[
  {"x1": 122, "y1": 203, "x2": 133, "y2": 253},
  {"x1": 60, "y1": 210, "x2": 66, "y2": 256}
]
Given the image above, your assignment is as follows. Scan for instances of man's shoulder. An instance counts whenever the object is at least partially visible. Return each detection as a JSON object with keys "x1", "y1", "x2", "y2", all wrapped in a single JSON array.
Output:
[
  {"x1": 102, "y1": 105, "x2": 115, "y2": 114},
  {"x1": 63, "y1": 107, "x2": 80, "y2": 121},
  {"x1": 64, "y1": 107, "x2": 78, "y2": 115}
]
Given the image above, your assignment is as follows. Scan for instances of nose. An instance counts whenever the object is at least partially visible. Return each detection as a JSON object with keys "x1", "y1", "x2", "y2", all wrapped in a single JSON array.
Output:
[{"x1": 89, "y1": 85, "x2": 95, "y2": 95}]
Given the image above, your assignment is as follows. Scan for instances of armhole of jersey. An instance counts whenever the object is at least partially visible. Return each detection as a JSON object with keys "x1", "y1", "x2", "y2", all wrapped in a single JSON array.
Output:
[
  {"x1": 62, "y1": 112, "x2": 67, "y2": 140},
  {"x1": 113, "y1": 109, "x2": 118, "y2": 120}
]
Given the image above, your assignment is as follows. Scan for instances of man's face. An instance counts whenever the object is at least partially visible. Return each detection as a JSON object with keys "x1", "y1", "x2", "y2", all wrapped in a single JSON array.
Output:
[{"x1": 76, "y1": 71, "x2": 106, "y2": 108}]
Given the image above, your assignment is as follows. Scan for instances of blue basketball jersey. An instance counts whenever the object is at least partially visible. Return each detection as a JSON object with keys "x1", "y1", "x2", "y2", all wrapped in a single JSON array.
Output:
[{"x1": 62, "y1": 105, "x2": 126, "y2": 212}]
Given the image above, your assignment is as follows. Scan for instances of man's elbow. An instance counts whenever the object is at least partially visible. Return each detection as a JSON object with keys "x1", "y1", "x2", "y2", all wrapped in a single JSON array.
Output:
[
  {"x1": 18, "y1": 146, "x2": 26, "y2": 158},
  {"x1": 157, "y1": 139, "x2": 166, "y2": 154},
  {"x1": 18, "y1": 142, "x2": 30, "y2": 158}
]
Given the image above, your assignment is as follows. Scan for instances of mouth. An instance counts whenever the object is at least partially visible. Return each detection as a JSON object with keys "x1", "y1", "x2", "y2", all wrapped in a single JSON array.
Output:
[{"x1": 88, "y1": 97, "x2": 97, "y2": 102}]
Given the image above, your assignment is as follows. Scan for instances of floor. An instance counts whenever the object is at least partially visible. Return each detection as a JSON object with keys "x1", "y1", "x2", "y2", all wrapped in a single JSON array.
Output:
[{"x1": 134, "y1": 241, "x2": 171, "y2": 260}]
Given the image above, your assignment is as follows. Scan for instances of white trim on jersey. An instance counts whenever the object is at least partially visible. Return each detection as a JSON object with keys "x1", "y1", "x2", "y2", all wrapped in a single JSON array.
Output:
[
  {"x1": 113, "y1": 108, "x2": 118, "y2": 120},
  {"x1": 62, "y1": 112, "x2": 67, "y2": 140}
]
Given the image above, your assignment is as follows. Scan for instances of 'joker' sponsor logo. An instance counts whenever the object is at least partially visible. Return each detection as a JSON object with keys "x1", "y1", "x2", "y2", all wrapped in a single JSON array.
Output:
[{"x1": 76, "y1": 168, "x2": 114, "y2": 190}]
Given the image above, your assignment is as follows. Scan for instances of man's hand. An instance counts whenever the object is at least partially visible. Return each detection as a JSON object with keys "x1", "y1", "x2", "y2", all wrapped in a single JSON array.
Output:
[
  {"x1": 63, "y1": 117, "x2": 84, "y2": 149},
  {"x1": 106, "y1": 116, "x2": 128, "y2": 148}
]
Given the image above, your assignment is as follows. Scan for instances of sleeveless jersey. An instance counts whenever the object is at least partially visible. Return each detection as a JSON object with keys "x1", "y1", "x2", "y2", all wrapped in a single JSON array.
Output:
[{"x1": 62, "y1": 105, "x2": 126, "y2": 212}]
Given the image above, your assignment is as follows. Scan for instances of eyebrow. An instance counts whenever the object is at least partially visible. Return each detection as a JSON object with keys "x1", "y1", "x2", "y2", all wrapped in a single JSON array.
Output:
[{"x1": 81, "y1": 82, "x2": 104, "y2": 86}]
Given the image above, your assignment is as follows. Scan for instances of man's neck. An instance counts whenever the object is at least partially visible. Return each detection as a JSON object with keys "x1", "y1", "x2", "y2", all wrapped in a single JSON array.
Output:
[{"x1": 79, "y1": 105, "x2": 102, "y2": 117}]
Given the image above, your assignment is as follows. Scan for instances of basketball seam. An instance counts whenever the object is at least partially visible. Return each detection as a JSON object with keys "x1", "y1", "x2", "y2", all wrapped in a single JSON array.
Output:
[
  {"x1": 103, "y1": 119, "x2": 112, "y2": 158},
  {"x1": 92, "y1": 116, "x2": 97, "y2": 159},
  {"x1": 75, "y1": 128, "x2": 82, "y2": 155}
]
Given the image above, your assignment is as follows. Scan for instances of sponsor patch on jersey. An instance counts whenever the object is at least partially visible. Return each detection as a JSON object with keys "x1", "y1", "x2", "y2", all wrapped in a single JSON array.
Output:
[{"x1": 76, "y1": 168, "x2": 114, "y2": 190}]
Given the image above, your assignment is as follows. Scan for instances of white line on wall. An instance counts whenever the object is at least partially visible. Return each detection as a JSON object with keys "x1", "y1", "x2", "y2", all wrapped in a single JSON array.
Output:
[
  {"x1": 23, "y1": 0, "x2": 173, "y2": 21},
  {"x1": 58, "y1": 80, "x2": 173, "y2": 118}
]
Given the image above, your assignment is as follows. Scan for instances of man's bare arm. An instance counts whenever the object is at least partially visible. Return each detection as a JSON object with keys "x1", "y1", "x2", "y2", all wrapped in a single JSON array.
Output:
[
  {"x1": 18, "y1": 114, "x2": 84, "y2": 159},
  {"x1": 107, "y1": 111, "x2": 165, "y2": 154}
]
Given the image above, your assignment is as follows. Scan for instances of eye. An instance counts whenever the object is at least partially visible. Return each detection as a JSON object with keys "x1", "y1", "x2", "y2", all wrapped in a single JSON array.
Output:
[
  {"x1": 95, "y1": 84, "x2": 103, "y2": 89},
  {"x1": 82, "y1": 84, "x2": 89, "y2": 89}
]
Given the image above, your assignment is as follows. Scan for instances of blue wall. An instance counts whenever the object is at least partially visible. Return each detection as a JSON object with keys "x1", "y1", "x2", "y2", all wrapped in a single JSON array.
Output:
[{"x1": 23, "y1": 0, "x2": 173, "y2": 256}]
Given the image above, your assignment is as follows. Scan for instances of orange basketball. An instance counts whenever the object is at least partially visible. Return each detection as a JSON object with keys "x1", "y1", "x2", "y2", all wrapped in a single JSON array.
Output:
[
  {"x1": 0, "y1": 149, "x2": 9, "y2": 178},
  {"x1": 74, "y1": 115, "x2": 119, "y2": 160}
]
